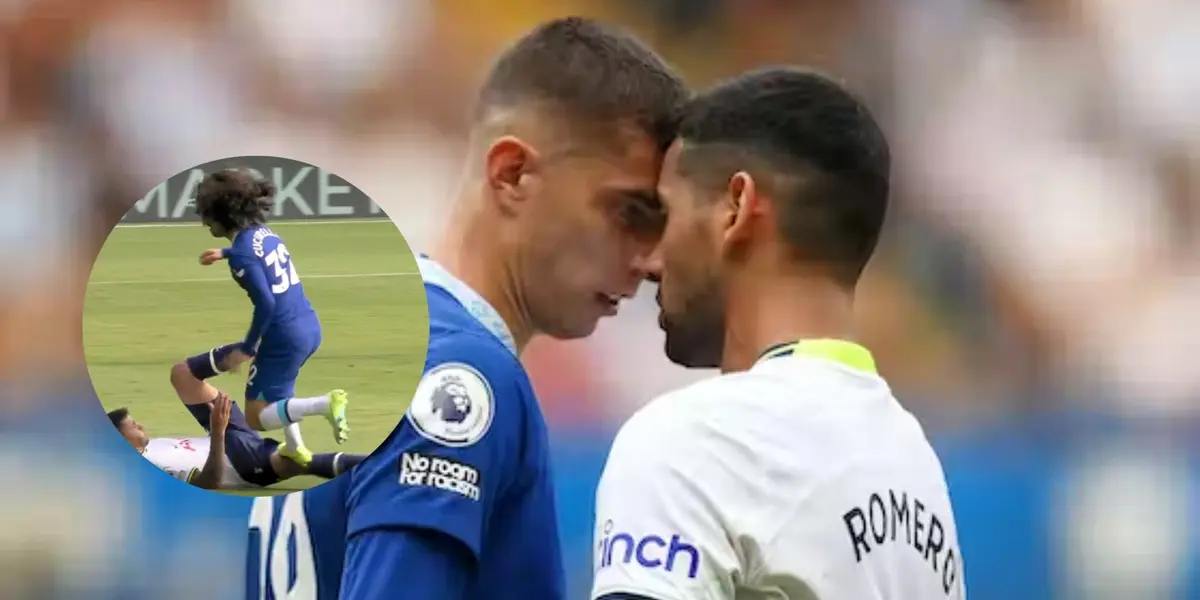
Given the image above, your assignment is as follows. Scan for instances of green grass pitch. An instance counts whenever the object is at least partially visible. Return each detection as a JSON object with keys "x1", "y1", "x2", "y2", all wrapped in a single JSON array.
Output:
[{"x1": 84, "y1": 219, "x2": 430, "y2": 496}]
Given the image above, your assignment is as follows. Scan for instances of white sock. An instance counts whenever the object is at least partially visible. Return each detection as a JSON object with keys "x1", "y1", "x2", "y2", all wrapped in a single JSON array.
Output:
[
  {"x1": 286, "y1": 394, "x2": 330, "y2": 421},
  {"x1": 282, "y1": 423, "x2": 305, "y2": 452},
  {"x1": 257, "y1": 399, "x2": 294, "y2": 430}
]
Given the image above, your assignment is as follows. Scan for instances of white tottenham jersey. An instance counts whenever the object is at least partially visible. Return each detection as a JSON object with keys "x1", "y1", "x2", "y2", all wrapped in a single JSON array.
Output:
[
  {"x1": 142, "y1": 437, "x2": 251, "y2": 490},
  {"x1": 591, "y1": 342, "x2": 966, "y2": 600}
]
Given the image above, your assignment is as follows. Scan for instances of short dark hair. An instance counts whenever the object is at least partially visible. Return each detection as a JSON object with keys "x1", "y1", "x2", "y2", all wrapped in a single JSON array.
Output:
[
  {"x1": 193, "y1": 169, "x2": 276, "y2": 230},
  {"x1": 107, "y1": 408, "x2": 130, "y2": 429},
  {"x1": 475, "y1": 17, "x2": 689, "y2": 153},
  {"x1": 677, "y1": 67, "x2": 891, "y2": 286}
]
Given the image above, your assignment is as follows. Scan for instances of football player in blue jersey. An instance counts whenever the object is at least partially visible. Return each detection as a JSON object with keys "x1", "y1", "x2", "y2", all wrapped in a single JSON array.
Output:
[
  {"x1": 245, "y1": 16, "x2": 689, "y2": 600},
  {"x1": 169, "y1": 169, "x2": 350, "y2": 473}
]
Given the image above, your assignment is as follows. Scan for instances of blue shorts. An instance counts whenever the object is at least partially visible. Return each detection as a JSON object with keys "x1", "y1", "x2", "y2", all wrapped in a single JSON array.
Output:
[
  {"x1": 186, "y1": 400, "x2": 281, "y2": 487},
  {"x1": 246, "y1": 327, "x2": 322, "y2": 404}
]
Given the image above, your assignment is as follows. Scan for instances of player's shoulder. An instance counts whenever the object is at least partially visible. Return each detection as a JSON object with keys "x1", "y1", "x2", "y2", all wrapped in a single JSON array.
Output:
[
  {"x1": 618, "y1": 372, "x2": 755, "y2": 436},
  {"x1": 407, "y1": 297, "x2": 533, "y2": 450},
  {"x1": 424, "y1": 288, "x2": 525, "y2": 376},
  {"x1": 636, "y1": 359, "x2": 892, "y2": 428},
  {"x1": 226, "y1": 228, "x2": 258, "y2": 257},
  {"x1": 607, "y1": 367, "x2": 844, "y2": 473},
  {"x1": 231, "y1": 224, "x2": 277, "y2": 248},
  {"x1": 607, "y1": 373, "x2": 752, "y2": 463},
  {"x1": 424, "y1": 325, "x2": 523, "y2": 381}
]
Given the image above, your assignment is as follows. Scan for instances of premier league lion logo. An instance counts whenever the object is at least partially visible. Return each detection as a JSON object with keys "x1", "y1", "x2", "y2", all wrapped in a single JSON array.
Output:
[
  {"x1": 410, "y1": 365, "x2": 494, "y2": 446},
  {"x1": 430, "y1": 375, "x2": 472, "y2": 424}
]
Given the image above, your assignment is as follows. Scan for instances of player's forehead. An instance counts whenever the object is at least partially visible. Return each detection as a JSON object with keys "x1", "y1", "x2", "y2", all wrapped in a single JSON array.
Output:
[
  {"x1": 655, "y1": 139, "x2": 690, "y2": 208},
  {"x1": 581, "y1": 125, "x2": 663, "y2": 191}
]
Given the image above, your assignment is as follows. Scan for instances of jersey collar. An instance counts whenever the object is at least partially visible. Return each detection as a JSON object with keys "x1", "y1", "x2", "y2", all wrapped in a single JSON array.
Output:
[
  {"x1": 417, "y1": 255, "x2": 518, "y2": 355},
  {"x1": 755, "y1": 338, "x2": 878, "y2": 375}
]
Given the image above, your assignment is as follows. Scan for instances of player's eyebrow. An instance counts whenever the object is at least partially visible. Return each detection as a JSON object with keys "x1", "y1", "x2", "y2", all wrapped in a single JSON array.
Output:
[
  {"x1": 608, "y1": 188, "x2": 666, "y2": 237},
  {"x1": 612, "y1": 188, "x2": 663, "y2": 213}
]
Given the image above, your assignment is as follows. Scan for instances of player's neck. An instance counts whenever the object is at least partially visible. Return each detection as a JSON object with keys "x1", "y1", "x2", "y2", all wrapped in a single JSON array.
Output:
[
  {"x1": 432, "y1": 215, "x2": 535, "y2": 354},
  {"x1": 720, "y1": 270, "x2": 856, "y2": 374}
]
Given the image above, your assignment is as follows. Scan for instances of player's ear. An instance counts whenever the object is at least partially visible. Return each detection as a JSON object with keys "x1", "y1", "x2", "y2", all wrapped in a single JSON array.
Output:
[
  {"x1": 484, "y1": 137, "x2": 537, "y2": 215},
  {"x1": 719, "y1": 171, "x2": 759, "y2": 253}
]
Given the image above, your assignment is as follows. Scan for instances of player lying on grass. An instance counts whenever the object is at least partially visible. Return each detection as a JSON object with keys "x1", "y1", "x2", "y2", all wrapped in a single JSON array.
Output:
[
  {"x1": 591, "y1": 68, "x2": 966, "y2": 600},
  {"x1": 109, "y1": 392, "x2": 366, "y2": 491},
  {"x1": 243, "y1": 16, "x2": 689, "y2": 600},
  {"x1": 167, "y1": 168, "x2": 349, "y2": 476}
]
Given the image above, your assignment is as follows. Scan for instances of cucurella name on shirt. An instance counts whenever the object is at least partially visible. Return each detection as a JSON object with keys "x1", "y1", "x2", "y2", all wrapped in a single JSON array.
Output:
[{"x1": 251, "y1": 227, "x2": 276, "y2": 258}]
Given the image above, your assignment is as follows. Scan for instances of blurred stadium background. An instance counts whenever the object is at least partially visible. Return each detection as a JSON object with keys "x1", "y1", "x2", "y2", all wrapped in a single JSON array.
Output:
[{"x1": 1, "y1": 0, "x2": 1198, "y2": 598}]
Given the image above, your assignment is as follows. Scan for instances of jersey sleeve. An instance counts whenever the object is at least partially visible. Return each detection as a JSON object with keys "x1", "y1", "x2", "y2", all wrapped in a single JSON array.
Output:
[
  {"x1": 182, "y1": 467, "x2": 200, "y2": 484},
  {"x1": 340, "y1": 526, "x2": 473, "y2": 599},
  {"x1": 227, "y1": 250, "x2": 275, "y2": 354},
  {"x1": 345, "y1": 332, "x2": 527, "y2": 559},
  {"x1": 151, "y1": 461, "x2": 196, "y2": 484},
  {"x1": 590, "y1": 400, "x2": 741, "y2": 600}
]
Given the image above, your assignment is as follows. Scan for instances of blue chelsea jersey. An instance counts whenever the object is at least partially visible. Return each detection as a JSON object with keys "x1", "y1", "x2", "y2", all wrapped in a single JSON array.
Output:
[
  {"x1": 227, "y1": 225, "x2": 320, "y2": 354},
  {"x1": 244, "y1": 258, "x2": 566, "y2": 600}
]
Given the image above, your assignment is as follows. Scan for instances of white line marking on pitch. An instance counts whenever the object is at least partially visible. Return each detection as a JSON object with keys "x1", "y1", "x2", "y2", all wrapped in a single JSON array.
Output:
[
  {"x1": 89, "y1": 272, "x2": 418, "y2": 285},
  {"x1": 113, "y1": 218, "x2": 395, "y2": 229}
]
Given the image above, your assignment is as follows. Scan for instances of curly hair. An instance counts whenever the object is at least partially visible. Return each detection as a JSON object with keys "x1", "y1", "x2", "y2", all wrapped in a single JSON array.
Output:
[{"x1": 193, "y1": 169, "x2": 276, "y2": 230}]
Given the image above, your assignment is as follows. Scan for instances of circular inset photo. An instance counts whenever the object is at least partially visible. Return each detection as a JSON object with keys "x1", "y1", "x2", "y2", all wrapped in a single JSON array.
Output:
[{"x1": 85, "y1": 156, "x2": 429, "y2": 496}]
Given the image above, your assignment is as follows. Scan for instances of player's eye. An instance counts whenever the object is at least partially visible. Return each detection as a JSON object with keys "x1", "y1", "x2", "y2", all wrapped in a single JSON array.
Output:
[{"x1": 614, "y1": 192, "x2": 666, "y2": 238}]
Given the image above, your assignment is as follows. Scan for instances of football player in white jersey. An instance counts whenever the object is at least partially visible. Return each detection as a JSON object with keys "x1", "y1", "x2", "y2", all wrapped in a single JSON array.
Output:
[
  {"x1": 591, "y1": 68, "x2": 967, "y2": 600},
  {"x1": 108, "y1": 391, "x2": 367, "y2": 491}
]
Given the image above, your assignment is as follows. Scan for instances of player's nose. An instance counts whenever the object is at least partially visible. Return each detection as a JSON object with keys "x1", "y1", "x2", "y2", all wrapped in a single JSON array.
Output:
[{"x1": 636, "y1": 244, "x2": 663, "y2": 284}]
